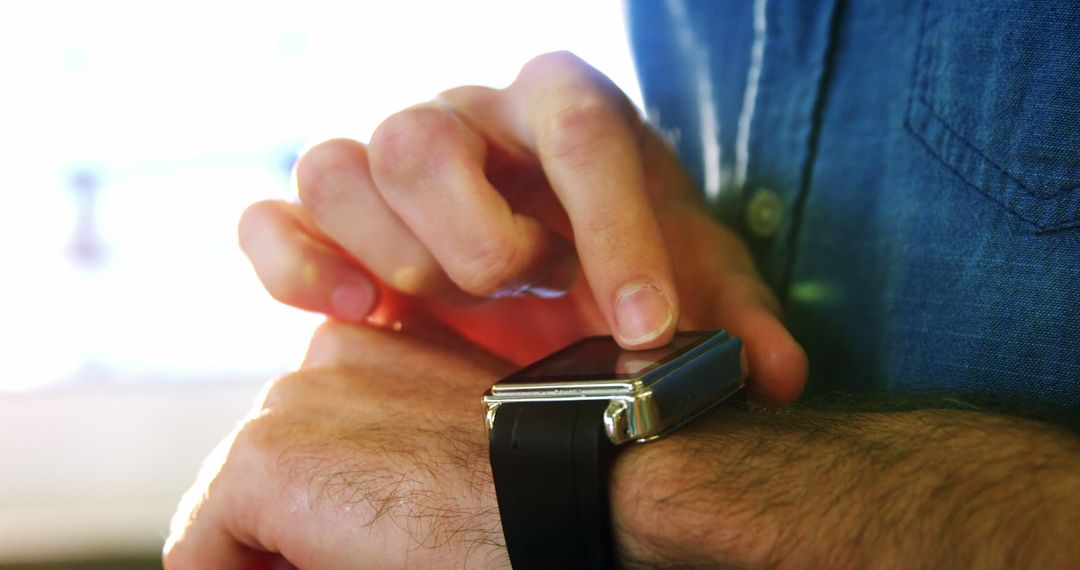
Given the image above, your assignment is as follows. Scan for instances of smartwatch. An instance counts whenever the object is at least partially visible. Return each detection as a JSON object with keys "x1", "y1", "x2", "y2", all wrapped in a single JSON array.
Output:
[{"x1": 483, "y1": 330, "x2": 745, "y2": 569}]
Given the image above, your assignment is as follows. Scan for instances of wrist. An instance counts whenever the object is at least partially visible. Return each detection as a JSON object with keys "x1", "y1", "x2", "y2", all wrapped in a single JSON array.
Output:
[
  {"x1": 607, "y1": 405, "x2": 1080, "y2": 570},
  {"x1": 608, "y1": 424, "x2": 783, "y2": 568}
]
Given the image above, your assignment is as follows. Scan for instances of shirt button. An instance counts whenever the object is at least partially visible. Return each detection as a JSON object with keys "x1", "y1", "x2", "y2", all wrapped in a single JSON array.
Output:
[{"x1": 745, "y1": 188, "x2": 784, "y2": 239}]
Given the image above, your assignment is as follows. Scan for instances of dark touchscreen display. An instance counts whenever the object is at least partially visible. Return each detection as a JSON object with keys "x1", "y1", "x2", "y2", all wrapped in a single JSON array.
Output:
[{"x1": 510, "y1": 331, "x2": 706, "y2": 381}]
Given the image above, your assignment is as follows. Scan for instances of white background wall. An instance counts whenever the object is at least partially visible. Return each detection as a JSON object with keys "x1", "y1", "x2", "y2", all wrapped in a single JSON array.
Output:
[{"x1": 0, "y1": 0, "x2": 641, "y2": 563}]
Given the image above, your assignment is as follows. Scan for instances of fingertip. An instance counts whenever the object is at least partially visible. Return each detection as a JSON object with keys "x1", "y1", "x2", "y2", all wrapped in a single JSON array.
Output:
[
  {"x1": 294, "y1": 138, "x2": 365, "y2": 196},
  {"x1": 284, "y1": 255, "x2": 379, "y2": 322},
  {"x1": 707, "y1": 277, "x2": 807, "y2": 403},
  {"x1": 329, "y1": 279, "x2": 379, "y2": 323},
  {"x1": 236, "y1": 199, "x2": 380, "y2": 320},
  {"x1": 746, "y1": 329, "x2": 808, "y2": 404}
]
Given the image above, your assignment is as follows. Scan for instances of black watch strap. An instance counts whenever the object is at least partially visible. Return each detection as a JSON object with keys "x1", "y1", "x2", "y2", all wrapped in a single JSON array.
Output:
[{"x1": 489, "y1": 400, "x2": 617, "y2": 569}]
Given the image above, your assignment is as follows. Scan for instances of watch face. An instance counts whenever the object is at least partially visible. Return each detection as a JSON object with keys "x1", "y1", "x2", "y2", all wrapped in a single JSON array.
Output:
[{"x1": 505, "y1": 331, "x2": 708, "y2": 382}]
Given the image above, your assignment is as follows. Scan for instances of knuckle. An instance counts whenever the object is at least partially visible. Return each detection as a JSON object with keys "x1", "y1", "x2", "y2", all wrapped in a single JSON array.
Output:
[
  {"x1": 519, "y1": 50, "x2": 633, "y2": 119},
  {"x1": 519, "y1": 50, "x2": 592, "y2": 84},
  {"x1": 258, "y1": 372, "x2": 302, "y2": 413},
  {"x1": 249, "y1": 370, "x2": 339, "y2": 438},
  {"x1": 451, "y1": 233, "x2": 520, "y2": 297},
  {"x1": 538, "y1": 96, "x2": 620, "y2": 165},
  {"x1": 368, "y1": 105, "x2": 461, "y2": 188},
  {"x1": 302, "y1": 322, "x2": 349, "y2": 367},
  {"x1": 295, "y1": 138, "x2": 363, "y2": 215}
]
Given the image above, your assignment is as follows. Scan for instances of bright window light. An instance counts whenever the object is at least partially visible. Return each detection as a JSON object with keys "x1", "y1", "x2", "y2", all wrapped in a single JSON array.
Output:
[{"x1": 0, "y1": 0, "x2": 642, "y2": 393}]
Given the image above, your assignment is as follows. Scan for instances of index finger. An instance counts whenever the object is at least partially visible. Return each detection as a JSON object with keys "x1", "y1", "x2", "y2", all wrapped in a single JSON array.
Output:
[{"x1": 448, "y1": 52, "x2": 680, "y2": 348}]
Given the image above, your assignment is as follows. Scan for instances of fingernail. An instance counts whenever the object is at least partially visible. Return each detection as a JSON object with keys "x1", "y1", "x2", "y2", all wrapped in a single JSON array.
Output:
[
  {"x1": 614, "y1": 280, "x2": 673, "y2": 346},
  {"x1": 529, "y1": 252, "x2": 579, "y2": 298},
  {"x1": 330, "y1": 280, "x2": 376, "y2": 322}
]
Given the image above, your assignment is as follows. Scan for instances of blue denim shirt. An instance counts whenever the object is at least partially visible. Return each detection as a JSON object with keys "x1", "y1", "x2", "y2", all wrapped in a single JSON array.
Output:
[{"x1": 628, "y1": 0, "x2": 1080, "y2": 410}]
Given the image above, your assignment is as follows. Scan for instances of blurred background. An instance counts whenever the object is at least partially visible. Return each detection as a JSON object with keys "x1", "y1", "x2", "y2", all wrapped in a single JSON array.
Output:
[{"x1": 0, "y1": 1, "x2": 641, "y2": 567}]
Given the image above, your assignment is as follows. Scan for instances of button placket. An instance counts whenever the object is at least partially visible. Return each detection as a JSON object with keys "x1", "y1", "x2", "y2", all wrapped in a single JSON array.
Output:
[{"x1": 739, "y1": 0, "x2": 842, "y2": 291}]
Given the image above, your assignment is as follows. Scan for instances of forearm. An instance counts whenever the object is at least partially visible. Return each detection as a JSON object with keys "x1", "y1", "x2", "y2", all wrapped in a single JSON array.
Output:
[{"x1": 612, "y1": 398, "x2": 1080, "y2": 569}]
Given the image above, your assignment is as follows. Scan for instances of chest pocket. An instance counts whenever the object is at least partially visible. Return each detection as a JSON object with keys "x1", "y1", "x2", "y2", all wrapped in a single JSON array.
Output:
[{"x1": 906, "y1": 0, "x2": 1080, "y2": 233}]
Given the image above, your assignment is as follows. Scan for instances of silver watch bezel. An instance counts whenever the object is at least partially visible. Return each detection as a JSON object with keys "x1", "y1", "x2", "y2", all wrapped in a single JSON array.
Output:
[{"x1": 482, "y1": 331, "x2": 745, "y2": 445}]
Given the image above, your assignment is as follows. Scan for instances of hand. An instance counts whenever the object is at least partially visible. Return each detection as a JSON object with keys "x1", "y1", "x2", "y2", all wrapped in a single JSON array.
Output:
[
  {"x1": 165, "y1": 322, "x2": 1080, "y2": 569},
  {"x1": 238, "y1": 52, "x2": 806, "y2": 402},
  {"x1": 161, "y1": 322, "x2": 681, "y2": 569},
  {"x1": 164, "y1": 324, "x2": 511, "y2": 569},
  {"x1": 159, "y1": 322, "x2": 806, "y2": 568}
]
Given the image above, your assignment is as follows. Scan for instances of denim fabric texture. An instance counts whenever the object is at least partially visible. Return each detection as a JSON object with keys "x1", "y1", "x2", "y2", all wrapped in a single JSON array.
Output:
[{"x1": 628, "y1": 0, "x2": 1080, "y2": 409}]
